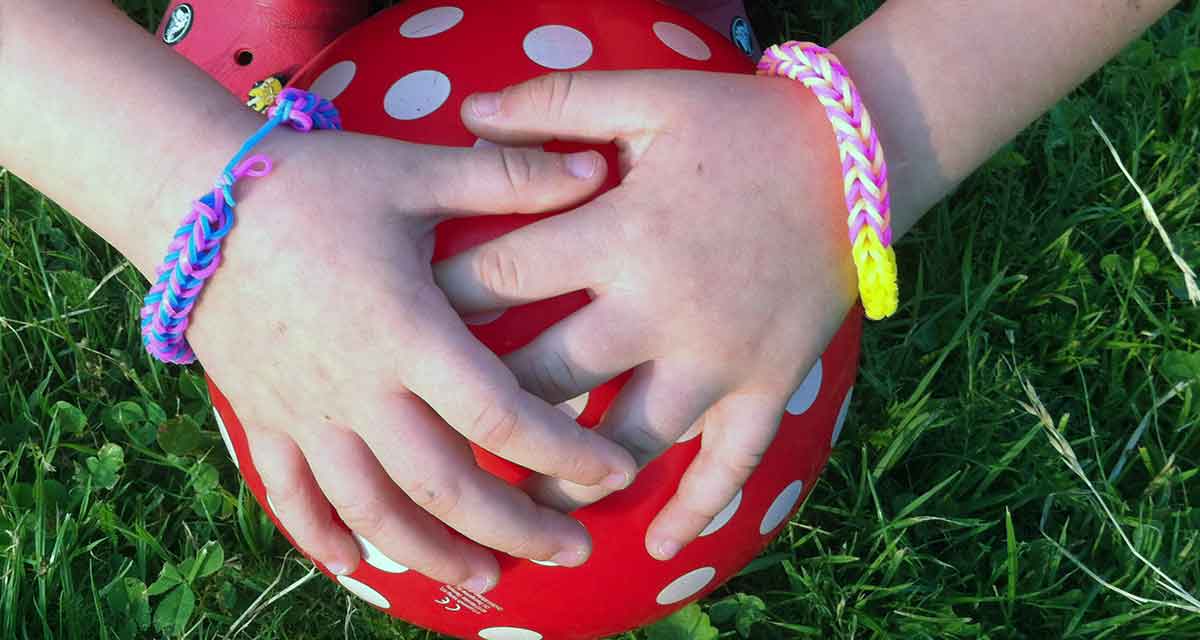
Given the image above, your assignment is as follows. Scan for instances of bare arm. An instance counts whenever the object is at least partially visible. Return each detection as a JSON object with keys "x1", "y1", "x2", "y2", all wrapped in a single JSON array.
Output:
[
  {"x1": 831, "y1": 0, "x2": 1180, "y2": 238},
  {"x1": 431, "y1": 0, "x2": 1186, "y2": 558},
  {"x1": 0, "y1": 0, "x2": 260, "y2": 275},
  {"x1": 0, "y1": 0, "x2": 639, "y2": 590}
]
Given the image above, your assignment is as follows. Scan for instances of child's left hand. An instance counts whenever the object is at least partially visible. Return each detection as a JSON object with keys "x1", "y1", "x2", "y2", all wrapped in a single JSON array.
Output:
[{"x1": 435, "y1": 69, "x2": 859, "y2": 560}]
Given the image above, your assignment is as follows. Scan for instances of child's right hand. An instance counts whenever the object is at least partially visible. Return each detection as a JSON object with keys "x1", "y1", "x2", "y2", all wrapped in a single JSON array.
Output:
[
  {"x1": 154, "y1": 127, "x2": 634, "y2": 593},
  {"x1": 0, "y1": 1, "x2": 634, "y2": 595}
]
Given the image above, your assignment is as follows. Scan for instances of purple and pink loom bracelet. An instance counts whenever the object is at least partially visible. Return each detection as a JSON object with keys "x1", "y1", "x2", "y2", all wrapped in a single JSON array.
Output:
[{"x1": 140, "y1": 89, "x2": 341, "y2": 364}]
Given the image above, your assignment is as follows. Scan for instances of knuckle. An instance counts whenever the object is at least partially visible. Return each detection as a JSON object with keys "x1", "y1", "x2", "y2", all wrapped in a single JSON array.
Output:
[
  {"x1": 399, "y1": 278, "x2": 445, "y2": 309},
  {"x1": 508, "y1": 501, "x2": 558, "y2": 560},
  {"x1": 467, "y1": 395, "x2": 522, "y2": 452},
  {"x1": 690, "y1": 499, "x2": 725, "y2": 522},
  {"x1": 619, "y1": 423, "x2": 671, "y2": 467},
  {"x1": 498, "y1": 147, "x2": 535, "y2": 200},
  {"x1": 335, "y1": 498, "x2": 386, "y2": 540},
  {"x1": 677, "y1": 493, "x2": 722, "y2": 523},
  {"x1": 473, "y1": 244, "x2": 523, "y2": 297},
  {"x1": 680, "y1": 458, "x2": 734, "y2": 520},
  {"x1": 554, "y1": 427, "x2": 601, "y2": 484},
  {"x1": 723, "y1": 447, "x2": 765, "y2": 478},
  {"x1": 404, "y1": 473, "x2": 464, "y2": 519},
  {"x1": 528, "y1": 72, "x2": 575, "y2": 119},
  {"x1": 527, "y1": 351, "x2": 580, "y2": 402},
  {"x1": 381, "y1": 385, "x2": 423, "y2": 409},
  {"x1": 262, "y1": 482, "x2": 303, "y2": 510},
  {"x1": 562, "y1": 448, "x2": 599, "y2": 485},
  {"x1": 423, "y1": 555, "x2": 473, "y2": 586},
  {"x1": 503, "y1": 528, "x2": 541, "y2": 560},
  {"x1": 387, "y1": 278, "x2": 450, "y2": 333}
]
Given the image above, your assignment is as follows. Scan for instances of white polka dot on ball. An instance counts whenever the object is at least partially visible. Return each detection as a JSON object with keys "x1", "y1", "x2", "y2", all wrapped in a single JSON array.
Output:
[
  {"x1": 336, "y1": 575, "x2": 391, "y2": 609},
  {"x1": 308, "y1": 60, "x2": 357, "y2": 101},
  {"x1": 656, "y1": 567, "x2": 717, "y2": 605},
  {"x1": 785, "y1": 358, "x2": 823, "y2": 415},
  {"x1": 699, "y1": 489, "x2": 742, "y2": 537},
  {"x1": 384, "y1": 70, "x2": 452, "y2": 121},
  {"x1": 557, "y1": 393, "x2": 589, "y2": 420},
  {"x1": 478, "y1": 627, "x2": 544, "y2": 640},
  {"x1": 523, "y1": 25, "x2": 593, "y2": 70},
  {"x1": 213, "y1": 408, "x2": 239, "y2": 469},
  {"x1": 354, "y1": 533, "x2": 410, "y2": 574},
  {"x1": 399, "y1": 6, "x2": 464, "y2": 38},
  {"x1": 472, "y1": 138, "x2": 546, "y2": 152},
  {"x1": 464, "y1": 309, "x2": 505, "y2": 326},
  {"x1": 759, "y1": 480, "x2": 804, "y2": 535},
  {"x1": 653, "y1": 22, "x2": 712, "y2": 61},
  {"x1": 831, "y1": 387, "x2": 854, "y2": 446},
  {"x1": 675, "y1": 421, "x2": 702, "y2": 443}
]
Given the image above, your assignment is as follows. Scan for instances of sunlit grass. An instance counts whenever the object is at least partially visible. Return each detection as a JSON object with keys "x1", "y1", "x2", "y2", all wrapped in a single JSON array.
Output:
[{"x1": 2, "y1": 1, "x2": 1198, "y2": 638}]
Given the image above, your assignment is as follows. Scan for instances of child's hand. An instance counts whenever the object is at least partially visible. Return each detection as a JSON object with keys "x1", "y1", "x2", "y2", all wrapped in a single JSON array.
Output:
[
  {"x1": 434, "y1": 70, "x2": 859, "y2": 560},
  {"x1": 172, "y1": 128, "x2": 637, "y2": 591}
]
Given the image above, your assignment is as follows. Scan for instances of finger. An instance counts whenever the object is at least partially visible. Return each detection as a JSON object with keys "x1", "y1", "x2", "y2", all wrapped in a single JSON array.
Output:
[
  {"x1": 296, "y1": 427, "x2": 500, "y2": 593},
  {"x1": 462, "y1": 71, "x2": 669, "y2": 146},
  {"x1": 244, "y1": 427, "x2": 361, "y2": 575},
  {"x1": 433, "y1": 196, "x2": 615, "y2": 314},
  {"x1": 521, "y1": 361, "x2": 723, "y2": 509},
  {"x1": 396, "y1": 284, "x2": 637, "y2": 490},
  {"x1": 644, "y1": 394, "x2": 782, "y2": 560},
  {"x1": 501, "y1": 299, "x2": 649, "y2": 405},
  {"x1": 355, "y1": 392, "x2": 594, "y2": 567},
  {"x1": 421, "y1": 145, "x2": 607, "y2": 216},
  {"x1": 595, "y1": 361, "x2": 725, "y2": 467}
]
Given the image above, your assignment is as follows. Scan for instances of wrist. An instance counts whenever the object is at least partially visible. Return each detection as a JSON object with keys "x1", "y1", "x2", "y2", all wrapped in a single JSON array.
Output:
[
  {"x1": 138, "y1": 89, "x2": 342, "y2": 364},
  {"x1": 744, "y1": 72, "x2": 860, "y2": 313},
  {"x1": 825, "y1": 42, "x2": 917, "y2": 244},
  {"x1": 759, "y1": 42, "x2": 900, "y2": 319},
  {"x1": 798, "y1": 87, "x2": 866, "y2": 315},
  {"x1": 128, "y1": 106, "x2": 266, "y2": 280}
]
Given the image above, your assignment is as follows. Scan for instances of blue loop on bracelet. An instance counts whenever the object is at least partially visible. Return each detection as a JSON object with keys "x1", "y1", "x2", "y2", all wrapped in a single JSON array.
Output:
[{"x1": 140, "y1": 88, "x2": 341, "y2": 365}]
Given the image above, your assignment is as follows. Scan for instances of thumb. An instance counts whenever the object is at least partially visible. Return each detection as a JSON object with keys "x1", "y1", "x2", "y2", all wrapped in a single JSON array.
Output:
[{"x1": 461, "y1": 71, "x2": 667, "y2": 147}]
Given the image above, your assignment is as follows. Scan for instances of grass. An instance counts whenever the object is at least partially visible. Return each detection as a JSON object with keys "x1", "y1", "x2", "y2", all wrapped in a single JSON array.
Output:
[{"x1": 2, "y1": 0, "x2": 1199, "y2": 638}]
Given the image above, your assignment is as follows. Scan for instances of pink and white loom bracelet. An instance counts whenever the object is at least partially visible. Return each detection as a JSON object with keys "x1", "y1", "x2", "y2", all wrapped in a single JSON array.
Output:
[{"x1": 758, "y1": 41, "x2": 899, "y2": 320}]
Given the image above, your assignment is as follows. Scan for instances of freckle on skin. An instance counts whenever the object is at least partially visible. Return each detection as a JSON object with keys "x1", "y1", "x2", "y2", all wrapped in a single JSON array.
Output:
[
  {"x1": 696, "y1": 162, "x2": 704, "y2": 175},
  {"x1": 274, "y1": 321, "x2": 287, "y2": 336}
]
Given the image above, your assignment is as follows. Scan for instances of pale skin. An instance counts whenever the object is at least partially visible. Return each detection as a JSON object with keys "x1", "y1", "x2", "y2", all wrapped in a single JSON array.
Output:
[
  {"x1": 437, "y1": 0, "x2": 1181, "y2": 560},
  {"x1": 0, "y1": 0, "x2": 1177, "y2": 593},
  {"x1": 0, "y1": 1, "x2": 638, "y2": 594}
]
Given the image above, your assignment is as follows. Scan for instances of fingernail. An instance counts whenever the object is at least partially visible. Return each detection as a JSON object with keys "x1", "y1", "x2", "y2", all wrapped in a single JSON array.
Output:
[
  {"x1": 327, "y1": 562, "x2": 351, "y2": 576},
  {"x1": 462, "y1": 574, "x2": 495, "y2": 595},
  {"x1": 550, "y1": 548, "x2": 588, "y2": 567},
  {"x1": 471, "y1": 92, "x2": 501, "y2": 118},
  {"x1": 565, "y1": 152, "x2": 598, "y2": 179},
  {"x1": 654, "y1": 539, "x2": 682, "y2": 561},
  {"x1": 603, "y1": 471, "x2": 632, "y2": 491}
]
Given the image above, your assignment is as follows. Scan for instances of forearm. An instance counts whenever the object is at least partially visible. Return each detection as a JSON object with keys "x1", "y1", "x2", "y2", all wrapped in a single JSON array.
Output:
[
  {"x1": 829, "y1": 0, "x2": 1179, "y2": 239},
  {"x1": 0, "y1": 1, "x2": 261, "y2": 275}
]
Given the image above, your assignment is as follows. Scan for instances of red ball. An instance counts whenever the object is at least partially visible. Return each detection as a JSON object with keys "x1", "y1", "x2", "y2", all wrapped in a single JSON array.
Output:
[
  {"x1": 207, "y1": 1, "x2": 863, "y2": 638},
  {"x1": 158, "y1": 0, "x2": 368, "y2": 101}
]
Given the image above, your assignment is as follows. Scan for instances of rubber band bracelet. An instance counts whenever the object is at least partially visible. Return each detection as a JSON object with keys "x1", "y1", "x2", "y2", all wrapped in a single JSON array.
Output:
[
  {"x1": 140, "y1": 88, "x2": 342, "y2": 364},
  {"x1": 758, "y1": 42, "x2": 899, "y2": 320}
]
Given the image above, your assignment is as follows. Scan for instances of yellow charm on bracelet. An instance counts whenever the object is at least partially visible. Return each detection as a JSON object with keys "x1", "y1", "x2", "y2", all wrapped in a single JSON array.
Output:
[{"x1": 247, "y1": 75, "x2": 286, "y2": 114}]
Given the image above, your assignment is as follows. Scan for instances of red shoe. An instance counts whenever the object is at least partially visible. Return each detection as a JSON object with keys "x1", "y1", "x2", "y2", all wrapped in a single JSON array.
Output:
[{"x1": 157, "y1": 0, "x2": 368, "y2": 106}]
